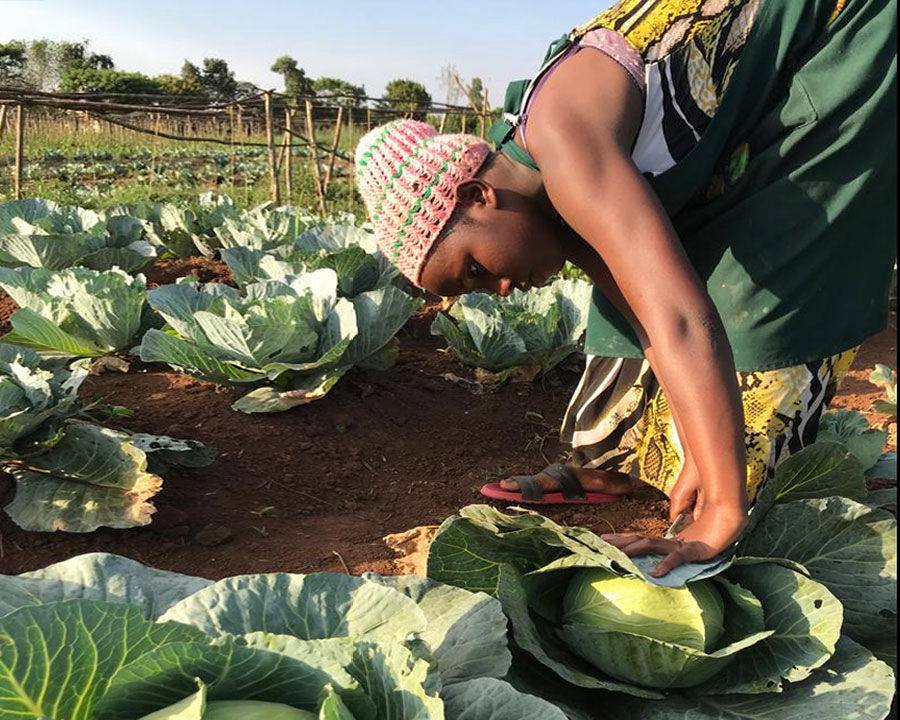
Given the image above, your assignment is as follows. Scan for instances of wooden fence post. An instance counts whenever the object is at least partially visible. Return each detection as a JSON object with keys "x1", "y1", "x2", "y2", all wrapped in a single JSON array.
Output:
[
  {"x1": 0, "y1": 105, "x2": 8, "y2": 144},
  {"x1": 263, "y1": 91, "x2": 281, "y2": 205},
  {"x1": 323, "y1": 106, "x2": 343, "y2": 195},
  {"x1": 438, "y1": 113, "x2": 448, "y2": 133},
  {"x1": 305, "y1": 99, "x2": 327, "y2": 215},
  {"x1": 283, "y1": 108, "x2": 293, "y2": 203},
  {"x1": 14, "y1": 104, "x2": 26, "y2": 200},
  {"x1": 461, "y1": 112, "x2": 467, "y2": 134},
  {"x1": 366, "y1": 108, "x2": 372, "y2": 133}
]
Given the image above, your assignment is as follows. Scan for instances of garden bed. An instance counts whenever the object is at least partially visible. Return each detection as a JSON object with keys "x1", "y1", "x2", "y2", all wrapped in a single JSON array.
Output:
[{"x1": 0, "y1": 260, "x2": 894, "y2": 579}]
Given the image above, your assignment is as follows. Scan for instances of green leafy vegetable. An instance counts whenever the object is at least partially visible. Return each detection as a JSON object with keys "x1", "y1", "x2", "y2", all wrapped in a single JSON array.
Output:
[
  {"x1": 0, "y1": 265, "x2": 149, "y2": 357},
  {"x1": 0, "y1": 348, "x2": 215, "y2": 532},
  {"x1": 563, "y1": 568, "x2": 725, "y2": 651},
  {"x1": 0, "y1": 554, "x2": 556, "y2": 719},
  {"x1": 431, "y1": 279, "x2": 591, "y2": 374},
  {"x1": 140, "y1": 269, "x2": 419, "y2": 412},
  {"x1": 426, "y1": 436, "x2": 895, "y2": 714},
  {"x1": 0, "y1": 197, "x2": 157, "y2": 272}
]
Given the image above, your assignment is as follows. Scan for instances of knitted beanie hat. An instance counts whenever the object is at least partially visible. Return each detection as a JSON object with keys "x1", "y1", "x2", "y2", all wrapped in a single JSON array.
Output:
[{"x1": 355, "y1": 119, "x2": 491, "y2": 286}]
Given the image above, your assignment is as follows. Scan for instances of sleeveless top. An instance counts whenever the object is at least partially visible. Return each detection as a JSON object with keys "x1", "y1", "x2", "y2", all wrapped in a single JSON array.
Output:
[{"x1": 488, "y1": 0, "x2": 896, "y2": 371}]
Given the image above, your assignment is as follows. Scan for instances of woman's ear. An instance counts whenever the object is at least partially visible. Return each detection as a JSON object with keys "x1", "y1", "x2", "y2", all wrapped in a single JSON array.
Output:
[{"x1": 455, "y1": 178, "x2": 498, "y2": 209}]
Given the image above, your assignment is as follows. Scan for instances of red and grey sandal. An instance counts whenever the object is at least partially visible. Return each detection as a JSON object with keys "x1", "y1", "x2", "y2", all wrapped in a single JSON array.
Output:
[{"x1": 479, "y1": 462, "x2": 623, "y2": 505}]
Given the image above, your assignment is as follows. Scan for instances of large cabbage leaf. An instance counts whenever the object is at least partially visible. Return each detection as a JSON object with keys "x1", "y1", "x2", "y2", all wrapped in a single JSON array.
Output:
[
  {"x1": 2, "y1": 423, "x2": 205, "y2": 533},
  {"x1": 431, "y1": 279, "x2": 592, "y2": 374},
  {"x1": 0, "y1": 556, "x2": 559, "y2": 720},
  {"x1": 0, "y1": 265, "x2": 148, "y2": 357},
  {"x1": 139, "y1": 269, "x2": 420, "y2": 412},
  {"x1": 739, "y1": 440, "x2": 897, "y2": 667},
  {"x1": 0, "y1": 552, "x2": 212, "y2": 618}
]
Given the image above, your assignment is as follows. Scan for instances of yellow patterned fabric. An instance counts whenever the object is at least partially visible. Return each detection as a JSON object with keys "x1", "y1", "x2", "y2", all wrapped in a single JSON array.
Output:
[
  {"x1": 567, "y1": 0, "x2": 767, "y2": 166},
  {"x1": 561, "y1": 347, "x2": 859, "y2": 501}
]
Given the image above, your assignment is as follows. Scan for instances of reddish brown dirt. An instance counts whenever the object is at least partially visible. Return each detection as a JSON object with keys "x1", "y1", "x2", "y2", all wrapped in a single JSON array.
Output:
[
  {"x1": 0, "y1": 260, "x2": 895, "y2": 580},
  {"x1": 143, "y1": 257, "x2": 235, "y2": 288},
  {"x1": 0, "y1": 290, "x2": 17, "y2": 335}
]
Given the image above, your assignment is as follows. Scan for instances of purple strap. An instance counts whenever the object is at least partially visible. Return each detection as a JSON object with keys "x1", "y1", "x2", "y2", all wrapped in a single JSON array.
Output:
[{"x1": 520, "y1": 28, "x2": 646, "y2": 152}]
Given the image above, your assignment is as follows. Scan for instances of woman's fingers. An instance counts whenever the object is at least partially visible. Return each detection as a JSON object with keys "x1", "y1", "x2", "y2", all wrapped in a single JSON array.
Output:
[
  {"x1": 602, "y1": 533, "x2": 682, "y2": 557},
  {"x1": 649, "y1": 547, "x2": 690, "y2": 577},
  {"x1": 601, "y1": 533, "x2": 647, "y2": 551},
  {"x1": 602, "y1": 532, "x2": 719, "y2": 577}
]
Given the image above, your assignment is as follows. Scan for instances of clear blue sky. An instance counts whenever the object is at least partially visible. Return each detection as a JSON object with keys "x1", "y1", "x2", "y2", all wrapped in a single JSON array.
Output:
[{"x1": 3, "y1": 1, "x2": 613, "y2": 103}]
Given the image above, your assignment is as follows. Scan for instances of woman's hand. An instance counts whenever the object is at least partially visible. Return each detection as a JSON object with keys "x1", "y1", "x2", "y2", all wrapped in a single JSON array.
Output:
[
  {"x1": 602, "y1": 497, "x2": 748, "y2": 577},
  {"x1": 668, "y1": 462, "x2": 705, "y2": 523}
]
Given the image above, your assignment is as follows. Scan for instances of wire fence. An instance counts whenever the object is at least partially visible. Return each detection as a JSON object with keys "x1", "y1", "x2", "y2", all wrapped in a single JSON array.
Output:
[{"x1": 0, "y1": 87, "x2": 499, "y2": 213}]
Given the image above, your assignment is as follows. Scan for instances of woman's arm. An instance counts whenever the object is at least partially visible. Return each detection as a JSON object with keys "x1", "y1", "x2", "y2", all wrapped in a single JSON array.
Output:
[{"x1": 527, "y1": 48, "x2": 749, "y2": 573}]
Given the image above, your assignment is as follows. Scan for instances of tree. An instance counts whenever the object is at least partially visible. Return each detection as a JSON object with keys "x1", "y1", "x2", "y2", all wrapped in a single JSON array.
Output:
[
  {"x1": 313, "y1": 76, "x2": 365, "y2": 108},
  {"x1": 59, "y1": 68, "x2": 162, "y2": 95},
  {"x1": 271, "y1": 55, "x2": 315, "y2": 100},
  {"x1": 0, "y1": 42, "x2": 27, "y2": 87},
  {"x1": 181, "y1": 60, "x2": 202, "y2": 85},
  {"x1": 436, "y1": 70, "x2": 485, "y2": 132},
  {"x1": 469, "y1": 77, "x2": 485, "y2": 110},
  {"x1": 200, "y1": 58, "x2": 237, "y2": 101},
  {"x1": 382, "y1": 79, "x2": 431, "y2": 120},
  {"x1": 154, "y1": 72, "x2": 203, "y2": 96},
  {"x1": 57, "y1": 42, "x2": 114, "y2": 71},
  {"x1": 437, "y1": 64, "x2": 463, "y2": 106}
]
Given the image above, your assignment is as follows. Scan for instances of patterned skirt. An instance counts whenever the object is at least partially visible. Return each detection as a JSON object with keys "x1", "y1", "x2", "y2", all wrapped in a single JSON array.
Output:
[{"x1": 560, "y1": 348, "x2": 858, "y2": 501}]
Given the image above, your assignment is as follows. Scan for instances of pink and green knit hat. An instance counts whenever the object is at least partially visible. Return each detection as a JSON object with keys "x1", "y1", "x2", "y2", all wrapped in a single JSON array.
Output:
[{"x1": 355, "y1": 119, "x2": 491, "y2": 286}]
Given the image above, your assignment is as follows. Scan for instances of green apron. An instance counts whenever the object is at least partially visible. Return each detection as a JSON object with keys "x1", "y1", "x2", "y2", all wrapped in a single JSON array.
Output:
[{"x1": 489, "y1": 0, "x2": 897, "y2": 371}]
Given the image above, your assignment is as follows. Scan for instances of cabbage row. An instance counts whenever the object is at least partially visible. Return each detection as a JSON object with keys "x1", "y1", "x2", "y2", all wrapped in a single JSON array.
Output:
[
  {"x1": 0, "y1": 554, "x2": 564, "y2": 720},
  {"x1": 0, "y1": 198, "x2": 424, "y2": 412},
  {"x1": 0, "y1": 196, "x2": 596, "y2": 381}
]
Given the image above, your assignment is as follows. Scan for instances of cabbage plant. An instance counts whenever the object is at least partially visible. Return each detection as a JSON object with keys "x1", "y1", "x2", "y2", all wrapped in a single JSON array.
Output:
[
  {"x1": 0, "y1": 344, "x2": 215, "y2": 532},
  {"x1": 0, "y1": 553, "x2": 567, "y2": 720},
  {"x1": 118, "y1": 193, "x2": 238, "y2": 258},
  {"x1": 0, "y1": 265, "x2": 149, "y2": 358},
  {"x1": 139, "y1": 269, "x2": 420, "y2": 412},
  {"x1": 427, "y1": 439, "x2": 896, "y2": 717},
  {"x1": 431, "y1": 279, "x2": 592, "y2": 374},
  {"x1": 222, "y1": 224, "x2": 399, "y2": 297},
  {"x1": 0, "y1": 197, "x2": 157, "y2": 272}
]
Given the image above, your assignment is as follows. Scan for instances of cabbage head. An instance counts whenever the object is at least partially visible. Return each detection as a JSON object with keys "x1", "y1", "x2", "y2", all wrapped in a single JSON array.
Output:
[
  {"x1": 0, "y1": 265, "x2": 149, "y2": 357},
  {"x1": 431, "y1": 278, "x2": 591, "y2": 374},
  {"x1": 563, "y1": 568, "x2": 725, "y2": 651},
  {"x1": 0, "y1": 197, "x2": 157, "y2": 272},
  {"x1": 202, "y1": 700, "x2": 315, "y2": 720},
  {"x1": 427, "y1": 440, "x2": 896, "y2": 715}
]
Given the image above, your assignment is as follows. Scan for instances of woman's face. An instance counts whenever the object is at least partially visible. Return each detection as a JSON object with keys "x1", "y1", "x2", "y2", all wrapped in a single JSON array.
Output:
[{"x1": 418, "y1": 188, "x2": 566, "y2": 297}]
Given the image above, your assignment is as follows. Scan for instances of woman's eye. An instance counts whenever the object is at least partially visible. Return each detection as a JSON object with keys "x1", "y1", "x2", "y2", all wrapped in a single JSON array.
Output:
[{"x1": 467, "y1": 261, "x2": 481, "y2": 278}]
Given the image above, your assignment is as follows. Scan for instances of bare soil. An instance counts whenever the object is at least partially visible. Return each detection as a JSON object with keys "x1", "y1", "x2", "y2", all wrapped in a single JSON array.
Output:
[{"x1": 0, "y1": 262, "x2": 895, "y2": 579}]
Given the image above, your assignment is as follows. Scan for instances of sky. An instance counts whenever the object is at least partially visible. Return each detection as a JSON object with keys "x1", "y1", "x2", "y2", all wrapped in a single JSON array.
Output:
[{"x1": 2, "y1": 1, "x2": 614, "y2": 105}]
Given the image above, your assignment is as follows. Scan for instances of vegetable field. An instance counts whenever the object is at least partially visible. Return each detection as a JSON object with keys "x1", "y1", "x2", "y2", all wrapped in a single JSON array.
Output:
[{"x1": 0, "y1": 187, "x2": 895, "y2": 717}]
